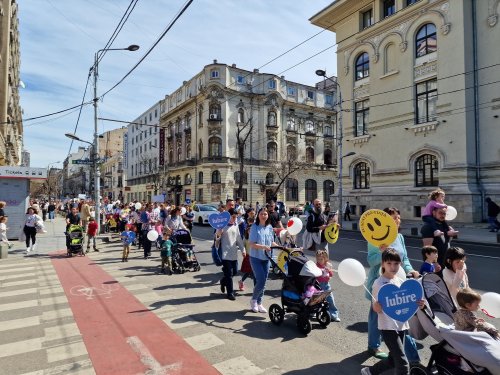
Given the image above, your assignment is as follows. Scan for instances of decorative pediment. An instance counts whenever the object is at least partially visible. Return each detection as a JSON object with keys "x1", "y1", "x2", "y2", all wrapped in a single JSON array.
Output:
[
  {"x1": 264, "y1": 93, "x2": 280, "y2": 107},
  {"x1": 206, "y1": 85, "x2": 224, "y2": 100}
]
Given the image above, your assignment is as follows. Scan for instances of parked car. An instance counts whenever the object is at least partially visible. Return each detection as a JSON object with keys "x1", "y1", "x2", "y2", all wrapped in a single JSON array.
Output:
[
  {"x1": 289, "y1": 204, "x2": 305, "y2": 216},
  {"x1": 193, "y1": 204, "x2": 219, "y2": 225}
]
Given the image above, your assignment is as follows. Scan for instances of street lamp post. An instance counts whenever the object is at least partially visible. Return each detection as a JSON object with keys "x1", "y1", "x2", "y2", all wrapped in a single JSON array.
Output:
[
  {"x1": 315, "y1": 69, "x2": 355, "y2": 226},
  {"x1": 91, "y1": 44, "x2": 139, "y2": 234}
]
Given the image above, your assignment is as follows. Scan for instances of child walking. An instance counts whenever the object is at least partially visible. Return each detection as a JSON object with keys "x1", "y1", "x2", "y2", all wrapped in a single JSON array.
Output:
[
  {"x1": 86, "y1": 217, "x2": 98, "y2": 253},
  {"x1": 0, "y1": 216, "x2": 13, "y2": 249},
  {"x1": 454, "y1": 288, "x2": 500, "y2": 340},
  {"x1": 419, "y1": 246, "x2": 441, "y2": 274},
  {"x1": 120, "y1": 226, "x2": 134, "y2": 262},
  {"x1": 160, "y1": 231, "x2": 174, "y2": 275},
  {"x1": 315, "y1": 249, "x2": 340, "y2": 322},
  {"x1": 362, "y1": 248, "x2": 425, "y2": 375}
]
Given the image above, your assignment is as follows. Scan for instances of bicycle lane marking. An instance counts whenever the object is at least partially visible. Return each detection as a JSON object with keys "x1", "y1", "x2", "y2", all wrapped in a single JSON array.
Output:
[{"x1": 50, "y1": 251, "x2": 221, "y2": 375}]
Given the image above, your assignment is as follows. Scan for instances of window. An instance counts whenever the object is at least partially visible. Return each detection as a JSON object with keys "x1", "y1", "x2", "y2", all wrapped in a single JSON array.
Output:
[
  {"x1": 306, "y1": 147, "x2": 315, "y2": 163},
  {"x1": 355, "y1": 53, "x2": 369, "y2": 81},
  {"x1": 267, "y1": 111, "x2": 277, "y2": 127},
  {"x1": 325, "y1": 94, "x2": 333, "y2": 106},
  {"x1": 198, "y1": 188, "x2": 203, "y2": 202},
  {"x1": 237, "y1": 75, "x2": 245, "y2": 84},
  {"x1": 210, "y1": 70, "x2": 219, "y2": 78},
  {"x1": 307, "y1": 90, "x2": 314, "y2": 100},
  {"x1": 305, "y1": 179, "x2": 317, "y2": 203},
  {"x1": 155, "y1": 109, "x2": 158, "y2": 118},
  {"x1": 286, "y1": 178, "x2": 298, "y2": 201},
  {"x1": 287, "y1": 116, "x2": 296, "y2": 131},
  {"x1": 287, "y1": 145, "x2": 297, "y2": 161},
  {"x1": 198, "y1": 171, "x2": 203, "y2": 184},
  {"x1": 237, "y1": 108, "x2": 245, "y2": 123},
  {"x1": 209, "y1": 137, "x2": 222, "y2": 157},
  {"x1": 324, "y1": 149, "x2": 333, "y2": 165},
  {"x1": 324, "y1": 125, "x2": 332, "y2": 137},
  {"x1": 416, "y1": 23, "x2": 437, "y2": 58},
  {"x1": 186, "y1": 144, "x2": 191, "y2": 159},
  {"x1": 323, "y1": 180, "x2": 334, "y2": 202},
  {"x1": 149, "y1": 113, "x2": 152, "y2": 121},
  {"x1": 209, "y1": 104, "x2": 221, "y2": 119},
  {"x1": 362, "y1": 8, "x2": 373, "y2": 29},
  {"x1": 406, "y1": 0, "x2": 418, "y2": 6},
  {"x1": 233, "y1": 188, "x2": 248, "y2": 201},
  {"x1": 415, "y1": 154, "x2": 439, "y2": 187},
  {"x1": 354, "y1": 162, "x2": 370, "y2": 189},
  {"x1": 416, "y1": 79, "x2": 437, "y2": 124},
  {"x1": 211, "y1": 170, "x2": 221, "y2": 183},
  {"x1": 234, "y1": 171, "x2": 248, "y2": 184},
  {"x1": 287, "y1": 86, "x2": 296, "y2": 96},
  {"x1": 268, "y1": 79, "x2": 276, "y2": 89},
  {"x1": 177, "y1": 147, "x2": 182, "y2": 161},
  {"x1": 265, "y1": 173, "x2": 274, "y2": 185},
  {"x1": 305, "y1": 119, "x2": 315, "y2": 134},
  {"x1": 383, "y1": 0, "x2": 396, "y2": 18},
  {"x1": 355, "y1": 100, "x2": 369, "y2": 136},
  {"x1": 267, "y1": 142, "x2": 277, "y2": 161},
  {"x1": 198, "y1": 140, "x2": 203, "y2": 158},
  {"x1": 185, "y1": 174, "x2": 192, "y2": 184},
  {"x1": 198, "y1": 106, "x2": 203, "y2": 127}
]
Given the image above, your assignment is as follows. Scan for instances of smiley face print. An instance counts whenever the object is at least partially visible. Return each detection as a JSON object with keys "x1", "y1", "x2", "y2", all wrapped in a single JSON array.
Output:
[
  {"x1": 359, "y1": 209, "x2": 398, "y2": 247},
  {"x1": 325, "y1": 223, "x2": 340, "y2": 244}
]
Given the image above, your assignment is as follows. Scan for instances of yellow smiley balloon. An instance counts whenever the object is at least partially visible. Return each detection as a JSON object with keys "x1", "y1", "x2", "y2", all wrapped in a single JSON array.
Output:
[
  {"x1": 359, "y1": 209, "x2": 398, "y2": 247},
  {"x1": 324, "y1": 223, "x2": 340, "y2": 244}
]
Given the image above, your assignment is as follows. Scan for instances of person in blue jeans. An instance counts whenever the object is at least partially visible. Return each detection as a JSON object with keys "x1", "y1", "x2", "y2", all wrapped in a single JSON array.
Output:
[
  {"x1": 365, "y1": 207, "x2": 421, "y2": 363},
  {"x1": 248, "y1": 208, "x2": 278, "y2": 313}
]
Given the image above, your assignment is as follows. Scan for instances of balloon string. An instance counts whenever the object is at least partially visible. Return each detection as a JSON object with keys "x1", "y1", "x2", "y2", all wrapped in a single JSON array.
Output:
[{"x1": 481, "y1": 308, "x2": 495, "y2": 318}]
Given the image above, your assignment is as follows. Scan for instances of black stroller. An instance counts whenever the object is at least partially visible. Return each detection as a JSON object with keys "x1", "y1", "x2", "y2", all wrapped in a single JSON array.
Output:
[
  {"x1": 66, "y1": 224, "x2": 85, "y2": 257},
  {"x1": 171, "y1": 229, "x2": 201, "y2": 273},
  {"x1": 267, "y1": 247, "x2": 331, "y2": 335}
]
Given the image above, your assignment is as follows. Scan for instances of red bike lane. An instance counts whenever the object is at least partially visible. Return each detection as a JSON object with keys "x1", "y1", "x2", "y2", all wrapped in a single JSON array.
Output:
[{"x1": 51, "y1": 251, "x2": 220, "y2": 375}]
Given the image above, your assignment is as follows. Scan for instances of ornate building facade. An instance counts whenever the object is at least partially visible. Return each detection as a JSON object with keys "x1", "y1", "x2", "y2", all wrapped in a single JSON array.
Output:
[
  {"x1": 0, "y1": 0, "x2": 22, "y2": 166},
  {"x1": 311, "y1": 0, "x2": 500, "y2": 222}
]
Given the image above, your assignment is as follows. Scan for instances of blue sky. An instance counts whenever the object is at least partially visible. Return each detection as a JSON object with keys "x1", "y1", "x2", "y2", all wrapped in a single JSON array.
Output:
[{"x1": 19, "y1": 0, "x2": 337, "y2": 168}]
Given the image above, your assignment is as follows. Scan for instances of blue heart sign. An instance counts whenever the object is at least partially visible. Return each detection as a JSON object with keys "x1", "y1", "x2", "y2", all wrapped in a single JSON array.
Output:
[
  {"x1": 208, "y1": 211, "x2": 231, "y2": 230},
  {"x1": 378, "y1": 279, "x2": 423, "y2": 323}
]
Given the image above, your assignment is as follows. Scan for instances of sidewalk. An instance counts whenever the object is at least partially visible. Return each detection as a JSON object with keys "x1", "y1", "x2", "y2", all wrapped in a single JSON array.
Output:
[{"x1": 0, "y1": 217, "x2": 220, "y2": 375}]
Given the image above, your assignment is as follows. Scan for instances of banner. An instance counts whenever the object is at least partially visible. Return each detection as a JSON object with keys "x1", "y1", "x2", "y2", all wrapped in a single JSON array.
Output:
[{"x1": 159, "y1": 128, "x2": 165, "y2": 166}]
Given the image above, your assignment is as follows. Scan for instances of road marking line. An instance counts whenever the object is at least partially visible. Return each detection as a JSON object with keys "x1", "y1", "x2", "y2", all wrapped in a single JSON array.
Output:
[
  {"x1": 0, "y1": 287, "x2": 37, "y2": 298},
  {"x1": 0, "y1": 299, "x2": 38, "y2": 312},
  {"x1": 0, "y1": 266, "x2": 36, "y2": 274},
  {"x1": 0, "y1": 338, "x2": 42, "y2": 358},
  {"x1": 43, "y1": 322, "x2": 81, "y2": 342},
  {"x1": 42, "y1": 308, "x2": 73, "y2": 322},
  {"x1": 0, "y1": 316, "x2": 40, "y2": 332},
  {"x1": 46, "y1": 340, "x2": 88, "y2": 363},
  {"x1": 69, "y1": 283, "x2": 120, "y2": 300},
  {"x1": 126, "y1": 336, "x2": 182, "y2": 375},
  {"x1": 18, "y1": 359, "x2": 95, "y2": 375},
  {"x1": 214, "y1": 355, "x2": 264, "y2": 375},
  {"x1": 40, "y1": 295, "x2": 69, "y2": 306},
  {"x1": 0, "y1": 279, "x2": 37, "y2": 288},
  {"x1": 0, "y1": 272, "x2": 36, "y2": 281},
  {"x1": 185, "y1": 332, "x2": 225, "y2": 352}
]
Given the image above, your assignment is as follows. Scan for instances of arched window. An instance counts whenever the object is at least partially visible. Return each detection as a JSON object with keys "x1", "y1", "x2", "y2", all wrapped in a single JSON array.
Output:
[
  {"x1": 305, "y1": 179, "x2": 317, "y2": 202},
  {"x1": 415, "y1": 154, "x2": 439, "y2": 187},
  {"x1": 286, "y1": 178, "x2": 298, "y2": 201},
  {"x1": 354, "y1": 162, "x2": 370, "y2": 189},
  {"x1": 237, "y1": 108, "x2": 245, "y2": 123},
  {"x1": 287, "y1": 145, "x2": 297, "y2": 161},
  {"x1": 384, "y1": 42, "x2": 397, "y2": 73},
  {"x1": 209, "y1": 104, "x2": 221, "y2": 119},
  {"x1": 177, "y1": 146, "x2": 182, "y2": 161},
  {"x1": 306, "y1": 147, "x2": 315, "y2": 163},
  {"x1": 198, "y1": 106, "x2": 203, "y2": 127},
  {"x1": 184, "y1": 174, "x2": 192, "y2": 185},
  {"x1": 211, "y1": 170, "x2": 221, "y2": 184},
  {"x1": 209, "y1": 137, "x2": 222, "y2": 157},
  {"x1": 416, "y1": 23, "x2": 437, "y2": 58},
  {"x1": 186, "y1": 143, "x2": 191, "y2": 159},
  {"x1": 268, "y1": 110, "x2": 277, "y2": 127},
  {"x1": 176, "y1": 175, "x2": 181, "y2": 186},
  {"x1": 234, "y1": 171, "x2": 248, "y2": 184},
  {"x1": 198, "y1": 140, "x2": 203, "y2": 158},
  {"x1": 267, "y1": 142, "x2": 277, "y2": 160},
  {"x1": 323, "y1": 180, "x2": 334, "y2": 202},
  {"x1": 265, "y1": 173, "x2": 274, "y2": 185},
  {"x1": 324, "y1": 149, "x2": 333, "y2": 165},
  {"x1": 168, "y1": 149, "x2": 173, "y2": 164},
  {"x1": 198, "y1": 171, "x2": 203, "y2": 184},
  {"x1": 355, "y1": 52, "x2": 369, "y2": 81},
  {"x1": 324, "y1": 124, "x2": 332, "y2": 136},
  {"x1": 287, "y1": 116, "x2": 296, "y2": 131}
]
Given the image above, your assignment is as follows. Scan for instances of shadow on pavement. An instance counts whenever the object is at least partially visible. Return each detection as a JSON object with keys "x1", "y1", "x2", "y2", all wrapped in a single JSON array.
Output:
[{"x1": 282, "y1": 351, "x2": 370, "y2": 374}]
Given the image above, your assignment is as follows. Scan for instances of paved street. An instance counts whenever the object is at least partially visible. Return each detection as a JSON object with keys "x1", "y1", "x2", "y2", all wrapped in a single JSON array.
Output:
[{"x1": 1, "y1": 218, "x2": 499, "y2": 375}]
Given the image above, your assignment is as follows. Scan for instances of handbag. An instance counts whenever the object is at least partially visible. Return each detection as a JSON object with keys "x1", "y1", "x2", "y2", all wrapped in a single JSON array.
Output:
[{"x1": 211, "y1": 238, "x2": 223, "y2": 266}]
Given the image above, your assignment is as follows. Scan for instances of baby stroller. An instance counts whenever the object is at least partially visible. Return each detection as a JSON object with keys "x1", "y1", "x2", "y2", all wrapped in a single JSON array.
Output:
[
  {"x1": 270, "y1": 228, "x2": 299, "y2": 276},
  {"x1": 267, "y1": 247, "x2": 331, "y2": 335},
  {"x1": 409, "y1": 273, "x2": 500, "y2": 375},
  {"x1": 66, "y1": 224, "x2": 85, "y2": 257},
  {"x1": 171, "y1": 229, "x2": 201, "y2": 273}
]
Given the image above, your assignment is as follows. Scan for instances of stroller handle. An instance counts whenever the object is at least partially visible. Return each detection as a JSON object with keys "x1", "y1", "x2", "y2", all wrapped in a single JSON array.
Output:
[{"x1": 270, "y1": 246, "x2": 303, "y2": 255}]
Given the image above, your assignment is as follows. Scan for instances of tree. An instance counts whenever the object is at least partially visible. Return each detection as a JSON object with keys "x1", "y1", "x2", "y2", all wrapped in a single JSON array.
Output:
[{"x1": 235, "y1": 100, "x2": 253, "y2": 198}]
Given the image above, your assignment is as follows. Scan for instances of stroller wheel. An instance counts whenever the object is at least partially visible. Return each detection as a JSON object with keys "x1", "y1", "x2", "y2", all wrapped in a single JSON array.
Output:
[
  {"x1": 297, "y1": 316, "x2": 312, "y2": 335},
  {"x1": 195, "y1": 264, "x2": 201, "y2": 272},
  {"x1": 316, "y1": 309, "x2": 331, "y2": 327},
  {"x1": 409, "y1": 363, "x2": 432, "y2": 375},
  {"x1": 269, "y1": 304, "x2": 284, "y2": 325}
]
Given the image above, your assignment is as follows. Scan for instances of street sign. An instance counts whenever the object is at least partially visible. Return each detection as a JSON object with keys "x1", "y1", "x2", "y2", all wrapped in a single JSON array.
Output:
[
  {"x1": 72, "y1": 159, "x2": 93, "y2": 165},
  {"x1": 185, "y1": 198, "x2": 191, "y2": 204}
]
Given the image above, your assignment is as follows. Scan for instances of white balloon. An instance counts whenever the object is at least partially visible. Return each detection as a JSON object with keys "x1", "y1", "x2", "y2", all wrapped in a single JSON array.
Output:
[
  {"x1": 287, "y1": 217, "x2": 303, "y2": 235},
  {"x1": 107, "y1": 204, "x2": 113, "y2": 211},
  {"x1": 481, "y1": 292, "x2": 500, "y2": 318},
  {"x1": 146, "y1": 230, "x2": 159, "y2": 242},
  {"x1": 445, "y1": 206, "x2": 457, "y2": 221},
  {"x1": 396, "y1": 266, "x2": 407, "y2": 281},
  {"x1": 338, "y1": 258, "x2": 366, "y2": 287},
  {"x1": 135, "y1": 202, "x2": 142, "y2": 210},
  {"x1": 180, "y1": 207, "x2": 187, "y2": 215}
]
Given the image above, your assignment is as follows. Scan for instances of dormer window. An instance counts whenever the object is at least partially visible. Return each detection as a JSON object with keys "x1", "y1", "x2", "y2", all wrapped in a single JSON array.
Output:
[
  {"x1": 210, "y1": 70, "x2": 219, "y2": 79},
  {"x1": 237, "y1": 75, "x2": 245, "y2": 84}
]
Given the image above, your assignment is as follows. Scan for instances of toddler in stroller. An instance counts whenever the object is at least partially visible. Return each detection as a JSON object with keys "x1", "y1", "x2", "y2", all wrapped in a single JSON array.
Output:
[
  {"x1": 268, "y1": 247, "x2": 331, "y2": 335},
  {"x1": 409, "y1": 273, "x2": 500, "y2": 374},
  {"x1": 170, "y1": 229, "x2": 201, "y2": 273},
  {"x1": 66, "y1": 224, "x2": 85, "y2": 257}
]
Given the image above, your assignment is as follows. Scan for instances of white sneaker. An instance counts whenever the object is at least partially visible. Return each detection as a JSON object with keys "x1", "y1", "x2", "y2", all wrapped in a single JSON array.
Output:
[
  {"x1": 361, "y1": 368, "x2": 372, "y2": 375},
  {"x1": 257, "y1": 304, "x2": 267, "y2": 313},
  {"x1": 26, "y1": 247, "x2": 31, "y2": 253},
  {"x1": 250, "y1": 299, "x2": 258, "y2": 313}
]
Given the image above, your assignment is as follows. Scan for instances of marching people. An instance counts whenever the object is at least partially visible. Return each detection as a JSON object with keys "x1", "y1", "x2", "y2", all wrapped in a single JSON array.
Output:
[
  {"x1": 485, "y1": 197, "x2": 500, "y2": 232},
  {"x1": 343, "y1": 201, "x2": 351, "y2": 221},
  {"x1": 303, "y1": 199, "x2": 329, "y2": 252}
]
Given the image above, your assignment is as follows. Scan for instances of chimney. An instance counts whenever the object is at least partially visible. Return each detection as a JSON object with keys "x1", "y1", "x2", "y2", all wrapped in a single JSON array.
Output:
[
  {"x1": 232, "y1": 63, "x2": 236, "y2": 68},
  {"x1": 253, "y1": 68, "x2": 259, "y2": 73},
  {"x1": 213, "y1": 59, "x2": 218, "y2": 64}
]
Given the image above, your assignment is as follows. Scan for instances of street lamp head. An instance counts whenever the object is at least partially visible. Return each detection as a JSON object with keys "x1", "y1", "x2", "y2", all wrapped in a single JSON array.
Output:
[
  {"x1": 126, "y1": 44, "x2": 140, "y2": 51},
  {"x1": 315, "y1": 69, "x2": 327, "y2": 77},
  {"x1": 343, "y1": 151, "x2": 356, "y2": 158},
  {"x1": 65, "y1": 133, "x2": 81, "y2": 141}
]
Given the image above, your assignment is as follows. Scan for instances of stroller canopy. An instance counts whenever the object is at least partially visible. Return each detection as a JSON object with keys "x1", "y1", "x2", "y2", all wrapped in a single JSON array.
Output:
[{"x1": 287, "y1": 255, "x2": 322, "y2": 278}]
